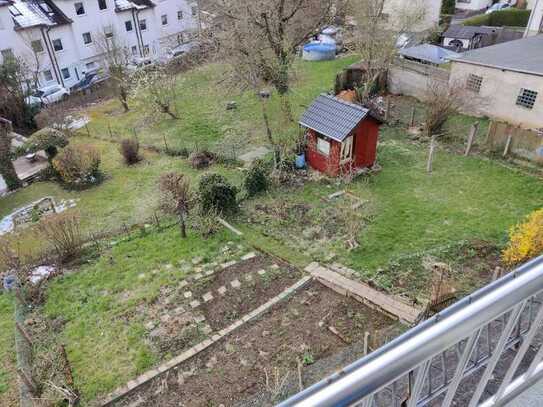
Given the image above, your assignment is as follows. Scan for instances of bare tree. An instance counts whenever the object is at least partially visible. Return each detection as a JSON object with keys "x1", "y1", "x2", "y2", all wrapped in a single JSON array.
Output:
[
  {"x1": 132, "y1": 68, "x2": 180, "y2": 120},
  {"x1": 346, "y1": 0, "x2": 427, "y2": 102},
  {"x1": 217, "y1": 0, "x2": 333, "y2": 120},
  {"x1": 0, "y1": 55, "x2": 35, "y2": 131},
  {"x1": 94, "y1": 28, "x2": 132, "y2": 112},
  {"x1": 0, "y1": 118, "x2": 21, "y2": 190},
  {"x1": 423, "y1": 79, "x2": 469, "y2": 137},
  {"x1": 159, "y1": 172, "x2": 192, "y2": 238}
]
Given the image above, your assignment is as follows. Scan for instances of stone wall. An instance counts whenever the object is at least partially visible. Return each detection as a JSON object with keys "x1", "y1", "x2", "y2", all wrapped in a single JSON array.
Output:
[{"x1": 387, "y1": 58, "x2": 450, "y2": 101}]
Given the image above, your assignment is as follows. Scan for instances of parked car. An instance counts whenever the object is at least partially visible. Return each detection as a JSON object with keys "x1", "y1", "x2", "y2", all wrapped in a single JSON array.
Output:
[
  {"x1": 160, "y1": 42, "x2": 199, "y2": 63},
  {"x1": 485, "y1": 3, "x2": 511, "y2": 14},
  {"x1": 70, "y1": 72, "x2": 99, "y2": 93},
  {"x1": 25, "y1": 84, "x2": 70, "y2": 107}
]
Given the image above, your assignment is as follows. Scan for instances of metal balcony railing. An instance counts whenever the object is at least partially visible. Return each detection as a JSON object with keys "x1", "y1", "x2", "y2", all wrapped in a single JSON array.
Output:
[{"x1": 278, "y1": 256, "x2": 543, "y2": 407}]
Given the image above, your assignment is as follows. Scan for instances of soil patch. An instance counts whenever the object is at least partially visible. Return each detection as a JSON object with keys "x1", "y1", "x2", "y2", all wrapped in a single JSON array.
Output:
[{"x1": 116, "y1": 280, "x2": 396, "y2": 407}]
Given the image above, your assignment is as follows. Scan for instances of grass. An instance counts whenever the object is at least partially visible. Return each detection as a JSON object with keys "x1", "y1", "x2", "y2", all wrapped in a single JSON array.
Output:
[
  {"x1": 0, "y1": 294, "x2": 15, "y2": 406},
  {"x1": 43, "y1": 226, "x2": 240, "y2": 402}
]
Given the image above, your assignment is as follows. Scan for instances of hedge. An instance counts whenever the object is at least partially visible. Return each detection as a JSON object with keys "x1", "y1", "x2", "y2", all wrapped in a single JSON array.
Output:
[{"x1": 463, "y1": 8, "x2": 531, "y2": 27}]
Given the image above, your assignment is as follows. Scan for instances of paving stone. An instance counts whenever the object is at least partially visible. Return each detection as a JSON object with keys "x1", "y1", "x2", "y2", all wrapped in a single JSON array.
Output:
[
  {"x1": 230, "y1": 279, "x2": 241, "y2": 289},
  {"x1": 178, "y1": 280, "x2": 188, "y2": 289},
  {"x1": 201, "y1": 324, "x2": 213, "y2": 335},
  {"x1": 192, "y1": 256, "x2": 203, "y2": 265},
  {"x1": 241, "y1": 252, "x2": 257, "y2": 260},
  {"x1": 193, "y1": 273, "x2": 204, "y2": 281},
  {"x1": 183, "y1": 291, "x2": 193, "y2": 299},
  {"x1": 221, "y1": 260, "x2": 236, "y2": 269},
  {"x1": 173, "y1": 306, "x2": 185, "y2": 315},
  {"x1": 217, "y1": 286, "x2": 227, "y2": 295},
  {"x1": 190, "y1": 300, "x2": 201, "y2": 308},
  {"x1": 144, "y1": 321, "x2": 156, "y2": 330},
  {"x1": 160, "y1": 314, "x2": 171, "y2": 323},
  {"x1": 270, "y1": 264, "x2": 280, "y2": 270},
  {"x1": 205, "y1": 269, "x2": 215, "y2": 276},
  {"x1": 257, "y1": 269, "x2": 267, "y2": 276},
  {"x1": 202, "y1": 292, "x2": 214, "y2": 303},
  {"x1": 244, "y1": 273, "x2": 253, "y2": 282},
  {"x1": 193, "y1": 314, "x2": 206, "y2": 323}
]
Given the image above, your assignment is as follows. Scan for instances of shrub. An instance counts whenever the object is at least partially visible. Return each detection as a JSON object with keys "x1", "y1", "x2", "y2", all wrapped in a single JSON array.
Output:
[
  {"x1": 23, "y1": 127, "x2": 68, "y2": 160},
  {"x1": 119, "y1": 138, "x2": 141, "y2": 165},
  {"x1": 159, "y1": 172, "x2": 192, "y2": 238},
  {"x1": 191, "y1": 209, "x2": 221, "y2": 238},
  {"x1": 244, "y1": 160, "x2": 269, "y2": 197},
  {"x1": 199, "y1": 173, "x2": 238, "y2": 215},
  {"x1": 189, "y1": 150, "x2": 214, "y2": 169},
  {"x1": 463, "y1": 9, "x2": 531, "y2": 27},
  {"x1": 502, "y1": 209, "x2": 543, "y2": 266},
  {"x1": 53, "y1": 144, "x2": 101, "y2": 187},
  {"x1": 38, "y1": 211, "x2": 83, "y2": 263},
  {"x1": 441, "y1": 0, "x2": 455, "y2": 15}
]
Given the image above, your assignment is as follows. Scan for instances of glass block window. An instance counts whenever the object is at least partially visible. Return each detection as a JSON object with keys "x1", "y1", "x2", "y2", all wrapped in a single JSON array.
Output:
[
  {"x1": 516, "y1": 88, "x2": 538, "y2": 109},
  {"x1": 466, "y1": 74, "x2": 483, "y2": 93}
]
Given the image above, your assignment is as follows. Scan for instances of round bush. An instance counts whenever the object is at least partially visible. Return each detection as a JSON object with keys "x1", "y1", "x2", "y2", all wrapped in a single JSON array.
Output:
[
  {"x1": 119, "y1": 138, "x2": 141, "y2": 165},
  {"x1": 53, "y1": 144, "x2": 101, "y2": 188},
  {"x1": 198, "y1": 173, "x2": 238, "y2": 215},
  {"x1": 24, "y1": 127, "x2": 68, "y2": 160},
  {"x1": 243, "y1": 161, "x2": 269, "y2": 197}
]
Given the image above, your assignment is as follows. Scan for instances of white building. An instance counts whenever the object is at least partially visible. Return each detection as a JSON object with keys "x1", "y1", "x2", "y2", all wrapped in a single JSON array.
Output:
[
  {"x1": 382, "y1": 0, "x2": 442, "y2": 32},
  {"x1": 525, "y1": 0, "x2": 543, "y2": 36},
  {"x1": 455, "y1": 0, "x2": 492, "y2": 11},
  {"x1": 449, "y1": 35, "x2": 543, "y2": 129},
  {"x1": 0, "y1": 0, "x2": 199, "y2": 89}
]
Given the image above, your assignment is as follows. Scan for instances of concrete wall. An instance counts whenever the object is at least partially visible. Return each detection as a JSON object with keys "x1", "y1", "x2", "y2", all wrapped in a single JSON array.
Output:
[
  {"x1": 486, "y1": 121, "x2": 543, "y2": 163},
  {"x1": 450, "y1": 62, "x2": 543, "y2": 129},
  {"x1": 387, "y1": 58, "x2": 450, "y2": 100}
]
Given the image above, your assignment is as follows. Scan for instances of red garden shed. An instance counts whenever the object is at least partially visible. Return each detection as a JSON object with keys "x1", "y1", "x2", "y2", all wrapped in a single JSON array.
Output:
[{"x1": 299, "y1": 94, "x2": 382, "y2": 177}]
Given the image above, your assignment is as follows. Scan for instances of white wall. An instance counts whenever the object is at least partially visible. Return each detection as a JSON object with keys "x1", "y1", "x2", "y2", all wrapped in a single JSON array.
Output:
[
  {"x1": 382, "y1": 0, "x2": 442, "y2": 32},
  {"x1": 450, "y1": 62, "x2": 543, "y2": 129},
  {"x1": 456, "y1": 0, "x2": 492, "y2": 11}
]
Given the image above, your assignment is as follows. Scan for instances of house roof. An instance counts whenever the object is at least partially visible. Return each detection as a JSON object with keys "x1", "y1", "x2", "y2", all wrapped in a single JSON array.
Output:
[
  {"x1": 399, "y1": 44, "x2": 460, "y2": 65},
  {"x1": 8, "y1": 0, "x2": 71, "y2": 30},
  {"x1": 451, "y1": 35, "x2": 543, "y2": 76},
  {"x1": 443, "y1": 25, "x2": 499, "y2": 40},
  {"x1": 300, "y1": 94, "x2": 373, "y2": 142}
]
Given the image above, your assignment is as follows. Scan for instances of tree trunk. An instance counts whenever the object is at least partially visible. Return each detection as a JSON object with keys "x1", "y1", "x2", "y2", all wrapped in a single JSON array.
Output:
[
  {"x1": 178, "y1": 213, "x2": 187, "y2": 238},
  {"x1": 0, "y1": 119, "x2": 22, "y2": 191},
  {"x1": 279, "y1": 93, "x2": 294, "y2": 123},
  {"x1": 260, "y1": 99, "x2": 280, "y2": 167},
  {"x1": 161, "y1": 104, "x2": 179, "y2": 120},
  {"x1": 119, "y1": 87, "x2": 129, "y2": 112}
]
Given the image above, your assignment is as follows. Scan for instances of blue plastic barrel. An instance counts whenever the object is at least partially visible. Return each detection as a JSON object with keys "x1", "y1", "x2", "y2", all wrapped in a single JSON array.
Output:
[{"x1": 302, "y1": 43, "x2": 336, "y2": 61}]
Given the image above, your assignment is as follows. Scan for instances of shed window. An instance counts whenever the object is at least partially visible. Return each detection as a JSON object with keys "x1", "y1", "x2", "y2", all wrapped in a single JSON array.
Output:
[
  {"x1": 52, "y1": 39, "x2": 63, "y2": 51},
  {"x1": 466, "y1": 74, "x2": 483, "y2": 93},
  {"x1": 317, "y1": 137, "x2": 330, "y2": 156},
  {"x1": 341, "y1": 136, "x2": 353, "y2": 162},
  {"x1": 516, "y1": 88, "x2": 538, "y2": 109}
]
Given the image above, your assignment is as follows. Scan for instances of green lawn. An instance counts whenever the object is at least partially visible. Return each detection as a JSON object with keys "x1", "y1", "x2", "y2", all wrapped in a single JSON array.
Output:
[{"x1": 0, "y1": 295, "x2": 15, "y2": 407}]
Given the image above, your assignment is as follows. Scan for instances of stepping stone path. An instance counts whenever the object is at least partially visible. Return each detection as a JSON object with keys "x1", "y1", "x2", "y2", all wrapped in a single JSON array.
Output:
[
  {"x1": 230, "y1": 279, "x2": 241, "y2": 289},
  {"x1": 203, "y1": 292, "x2": 214, "y2": 303},
  {"x1": 184, "y1": 291, "x2": 192, "y2": 299},
  {"x1": 193, "y1": 314, "x2": 206, "y2": 323},
  {"x1": 218, "y1": 286, "x2": 227, "y2": 296},
  {"x1": 190, "y1": 300, "x2": 201, "y2": 308}
]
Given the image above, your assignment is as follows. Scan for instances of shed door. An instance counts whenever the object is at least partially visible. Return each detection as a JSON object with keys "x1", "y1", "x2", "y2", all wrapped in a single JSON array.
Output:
[{"x1": 341, "y1": 136, "x2": 353, "y2": 162}]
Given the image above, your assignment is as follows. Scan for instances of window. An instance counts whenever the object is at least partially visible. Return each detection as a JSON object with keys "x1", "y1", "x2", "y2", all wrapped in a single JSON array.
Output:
[
  {"x1": 139, "y1": 19, "x2": 147, "y2": 31},
  {"x1": 143, "y1": 44, "x2": 149, "y2": 56},
  {"x1": 74, "y1": 2, "x2": 85, "y2": 15},
  {"x1": 98, "y1": 0, "x2": 107, "y2": 10},
  {"x1": 105, "y1": 30, "x2": 113, "y2": 39},
  {"x1": 125, "y1": 20, "x2": 133, "y2": 31},
  {"x1": 1, "y1": 48, "x2": 14, "y2": 60},
  {"x1": 31, "y1": 39, "x2": 44, "y2": 53},
  {"x1": 85, "y1": 62, "x2": 97, "y2": 70},
  {"x1": 340, "y1": 136, "x2": 353, "y2": 162},
  {"x1": 177, "y1": 10, "x2": 183, "y2": 20},
  {"x1": 43, "y1": 69, "x2": 53, "y2": 82},
  {"x1": 466, "y1": 74, "x2": 483, "y2": 93},
  {"x1": 61, "y1": 67, "x2": 71, "y2": 79},
  {"x1": 191, "y1": 6, "x2": 197, "y2": 16},
  {"x1": 161, "y1": 14, "x2": 168, "y2": 25},
  {"x1": 131, "y1": 45, "x2": 138, "y2": 55},
  {"x1": 82, "y1": 32, "x2": 92, "y2": 45},
  {"x1": 516, "y1": 88, "x2": 538, "y2": 109},
  {"x1": 52, "y1": 38, "x2": 63, "y2": 51},
  {"x1": 317, "y1": 137, "x2": 330, "y2": 156}
]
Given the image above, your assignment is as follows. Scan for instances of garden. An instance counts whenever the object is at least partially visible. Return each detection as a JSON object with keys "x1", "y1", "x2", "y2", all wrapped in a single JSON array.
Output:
[{"x1": 1, "y1": 53, "x2": 543, "y2": 406}]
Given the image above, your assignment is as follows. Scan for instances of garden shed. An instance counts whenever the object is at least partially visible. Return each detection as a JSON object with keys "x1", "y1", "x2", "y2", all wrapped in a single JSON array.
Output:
[{"x1": 299, "y1": 94, "x2": 382, "y2": 177}]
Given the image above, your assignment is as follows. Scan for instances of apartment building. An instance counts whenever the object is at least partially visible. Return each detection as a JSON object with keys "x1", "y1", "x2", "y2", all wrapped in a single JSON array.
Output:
[
  {"x1": 0, "y1": 0, "x2": 199, "y2": 89},
  {"x1": 525, "y1": 0, "x2": 543, "y2": 36}
]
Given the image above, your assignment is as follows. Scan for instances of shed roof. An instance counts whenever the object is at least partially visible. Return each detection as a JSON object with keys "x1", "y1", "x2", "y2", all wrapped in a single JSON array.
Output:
[
  {"x1": 451, "y1": 35, "x2": 543, "y2": 76},
  {"x1": 443, "y1": 25, "x2": 499, "y2": 40},
  {"x1": 300, "y1": 94, "x2": 372, "y2": 142},
  {"x1": 399, "y1": 44, "x2": 460, "y2": 65}
]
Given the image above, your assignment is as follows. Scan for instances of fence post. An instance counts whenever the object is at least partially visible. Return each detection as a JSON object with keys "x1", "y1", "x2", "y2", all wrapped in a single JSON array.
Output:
[
  {"x1": 503, "y1": 126, "x2": 513, "y2": 158},
  {"x1": 384, "y1": 96, "x2": 391, "y2": 122},
  {"x1": 464, "y1": 121, "x2": 480, "y2": 156},
  {"x1": 427, "y1": 135, "x2": 437, "y2": 173},
  {"x1": 409, "y1": 106, "x2": 416, "y2": 127}
]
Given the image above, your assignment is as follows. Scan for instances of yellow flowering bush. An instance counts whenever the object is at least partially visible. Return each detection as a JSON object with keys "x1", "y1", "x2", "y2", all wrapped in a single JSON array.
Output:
[{"x1": 502, "y1": 209, "x2": 543, "y2": 265}]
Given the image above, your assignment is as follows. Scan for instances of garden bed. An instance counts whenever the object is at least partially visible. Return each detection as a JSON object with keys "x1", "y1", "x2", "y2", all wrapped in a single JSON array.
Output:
[{"x1": 115, "y1": 279, "x2": 397, "y2": 407}]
